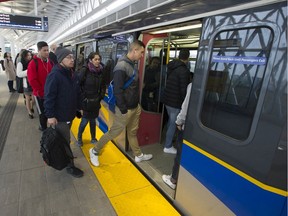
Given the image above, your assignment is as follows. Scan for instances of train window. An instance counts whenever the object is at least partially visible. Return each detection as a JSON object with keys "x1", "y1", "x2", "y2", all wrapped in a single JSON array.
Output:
[
  {"x1": 201, "y1": 27, "x2": 273, "y2": 140},
  {"x1": 98, "y1": 40, "x2": 114, "y2": 85},
  {"x1": 115, "y1": 42, "x2": 128, "y2": 62},
  {"x1": 98, "y1": 39, "x2": 114, "y2": 65}
]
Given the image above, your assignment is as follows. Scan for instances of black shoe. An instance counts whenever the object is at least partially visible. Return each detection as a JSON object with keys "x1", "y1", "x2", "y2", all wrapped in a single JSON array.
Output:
[
  {"x1": 29, "y1": 113, "x2": 34, "y2": 119},
  {"x1": 66, "y1": 166, "x2": 84, "y2": 178}
]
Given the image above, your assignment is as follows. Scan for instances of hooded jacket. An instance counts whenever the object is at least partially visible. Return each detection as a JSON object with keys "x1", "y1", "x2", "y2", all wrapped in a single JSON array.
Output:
[
  {"x1": 27, "y1": 55, "x2": 53, "y2": 97},
  {"x1": 113, "y1": 55, "x2": 139, "y2": 114},
  {"x1": 44, "y1": 64, "x2": 82, "y2": 122},
  {"x1": 162, "y1": 59, "x2": 190, "y2": 109}
]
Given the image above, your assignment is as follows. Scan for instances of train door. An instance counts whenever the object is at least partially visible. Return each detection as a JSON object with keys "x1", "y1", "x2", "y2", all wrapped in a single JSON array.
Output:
[
  {"x1": 175, "y1": 2, "x2": 287, "y2": 215},
  {"x1": 138, "y1": 26, "x2": 201, "y2": 146},
  {"x1": 138, "y1": 34, "x2": 168, "y2": 146}
]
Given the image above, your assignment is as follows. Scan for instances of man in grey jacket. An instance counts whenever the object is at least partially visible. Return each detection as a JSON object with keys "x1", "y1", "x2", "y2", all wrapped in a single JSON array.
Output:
[{"x1": 89, "y1": 40, "x2": 153, "y2": 166}]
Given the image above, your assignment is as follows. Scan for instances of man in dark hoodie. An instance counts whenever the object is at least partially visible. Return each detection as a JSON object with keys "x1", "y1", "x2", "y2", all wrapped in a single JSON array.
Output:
[
  {"x1": 89, "y1": 40, "x2": 153, "y2": 167},
  {"x1": 161, "y1": 49, "x2": 190, "y2": 154},
  {"x1": 44, "y1": 48, "x2": 83, "y2": 178}
]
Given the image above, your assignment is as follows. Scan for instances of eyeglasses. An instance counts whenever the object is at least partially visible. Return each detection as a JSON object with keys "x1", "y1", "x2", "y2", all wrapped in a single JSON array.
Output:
[{"x1": 65, "y1": 55, "x2": 75, "y2": 60}]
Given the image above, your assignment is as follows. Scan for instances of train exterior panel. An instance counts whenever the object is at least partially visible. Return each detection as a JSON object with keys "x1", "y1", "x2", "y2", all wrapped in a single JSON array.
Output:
[{"x1": 176, "y1": 2, "x2": 287, "y2": 215}]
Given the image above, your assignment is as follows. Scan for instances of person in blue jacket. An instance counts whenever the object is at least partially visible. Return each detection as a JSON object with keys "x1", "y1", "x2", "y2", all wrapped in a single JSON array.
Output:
[{"x1": 44, "y1": 48, "x2": 83, "y2": 178}]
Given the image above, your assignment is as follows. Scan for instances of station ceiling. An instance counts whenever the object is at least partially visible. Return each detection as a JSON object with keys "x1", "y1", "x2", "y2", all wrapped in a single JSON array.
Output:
[
  {"x1": 0, "y1": 0, "x2": 113, "y2": 48},
  {"x1": 0, "y1": 0, "x2": 278, "y2": 49}
]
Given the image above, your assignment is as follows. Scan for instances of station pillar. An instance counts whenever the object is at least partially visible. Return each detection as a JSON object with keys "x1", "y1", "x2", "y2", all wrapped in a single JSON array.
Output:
[{"x1": 10, "y1": 41, "x2": 17, "y2": 60}]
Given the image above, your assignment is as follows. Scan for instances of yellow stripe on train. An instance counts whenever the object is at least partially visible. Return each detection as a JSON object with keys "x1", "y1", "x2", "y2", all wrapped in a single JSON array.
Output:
[{"x1": 183, "y1": 140, "x2": 288, "y2": 197}]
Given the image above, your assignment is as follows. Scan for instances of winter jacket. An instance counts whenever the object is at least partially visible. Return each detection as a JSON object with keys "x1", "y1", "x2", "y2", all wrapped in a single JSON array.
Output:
[
  {"x1": 44, "y1": 64, "x2": 82, "y2": 122},
  {"x1": 162, "y1": 59, "x2": 190, "y2": 109},
  {"x1": 113, "y1": 55, "x2": 139, "y2": 114},
  {"x1": 78, "y1": 65, "x2": 106, "y2": 118},
  {"x1": 27, "y1": 55, "x2": 53, "y2": 98},
  {"x1": 4, "y1": 58, "x2": 16, "y2": 80}
]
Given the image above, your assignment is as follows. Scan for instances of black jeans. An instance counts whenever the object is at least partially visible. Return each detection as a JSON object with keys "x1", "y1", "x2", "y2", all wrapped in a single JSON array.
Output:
[
  {"x1": 35, "y1": 96, "x2": 48, "y2": 130},
  {"x1": 171, "y1": 130, "x2": 183, "y2": 182},
  {"x1": 77, "y1": 117, "x2": 96, "y2": 141}
]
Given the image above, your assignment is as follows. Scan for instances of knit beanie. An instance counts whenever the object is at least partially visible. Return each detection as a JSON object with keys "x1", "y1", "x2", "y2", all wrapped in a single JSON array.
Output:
[{"x1": 55, "y1": 48, "x2": 73, "y2": 63}]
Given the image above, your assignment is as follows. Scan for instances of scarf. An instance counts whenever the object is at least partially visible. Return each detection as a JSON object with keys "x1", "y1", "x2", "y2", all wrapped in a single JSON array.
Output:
[{"x1": 88, "y1": 62, "x2": 102, "y2": 74}]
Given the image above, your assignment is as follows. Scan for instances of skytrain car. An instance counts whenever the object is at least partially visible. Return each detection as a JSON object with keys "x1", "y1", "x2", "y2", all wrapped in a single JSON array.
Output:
[
  {"x1": 171, "y1": 2, "x2": 287, "y2": 215},
  {"x1": 67, "y1": 0, "x2": 287, "y2": 215}
]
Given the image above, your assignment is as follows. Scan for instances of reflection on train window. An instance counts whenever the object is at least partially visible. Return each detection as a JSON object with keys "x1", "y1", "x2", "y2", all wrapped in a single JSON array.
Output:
[
  {"x1": 116, "y1": 42, "x2": 128, "y2": 62},
  {"x1": 98, "y1": 39, "x2": 113, "y2": 65},
  {"x1": 98, "y1": 39, "x2": 114, "y2": 85},
  {"x1": 98, "y1": 40, "x2": 128, "y2": 84},
  {"x1": 201, "y1": 27, "x2": 273, "y2": 140}
]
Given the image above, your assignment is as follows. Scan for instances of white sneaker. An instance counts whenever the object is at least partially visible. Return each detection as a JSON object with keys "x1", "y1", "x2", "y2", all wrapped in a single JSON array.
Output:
[
  {"x1": 135, "y1": 153, "x2": 153, "y2": 163},
  {"x1": 89, "y1": 148, "x2": 99, "y2": 167},
  {"x1": 163, "y1": 147, "x2": 177, "y2": 154},
  {"x1": 162, "y1": 174, "x2": 176, "y2": 190}
]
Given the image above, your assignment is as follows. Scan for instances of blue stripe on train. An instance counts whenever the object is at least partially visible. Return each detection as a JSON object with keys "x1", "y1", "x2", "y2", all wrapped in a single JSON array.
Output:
[{"x1": 180, "y1": 144, "x2": 287, "y2": 216}]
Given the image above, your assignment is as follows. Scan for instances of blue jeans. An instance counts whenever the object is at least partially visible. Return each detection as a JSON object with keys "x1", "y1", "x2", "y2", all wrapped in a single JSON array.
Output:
[
  {"x1": 77, "y1": 117, "x2": 96, "y2": 141},
  {"x1": 164, "y1": 105, "x2": 180, "y2": 148}
]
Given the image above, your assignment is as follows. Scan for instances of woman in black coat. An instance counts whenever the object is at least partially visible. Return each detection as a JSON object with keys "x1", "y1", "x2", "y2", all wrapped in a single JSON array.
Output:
[{"x1": 77, "y1": 52, "x2": 106, "y2": 146}]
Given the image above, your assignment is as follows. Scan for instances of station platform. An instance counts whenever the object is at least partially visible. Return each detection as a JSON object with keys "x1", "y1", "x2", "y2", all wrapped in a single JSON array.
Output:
[{"x1": 0, "y1": 72, "x2": 180, "y2": 216}]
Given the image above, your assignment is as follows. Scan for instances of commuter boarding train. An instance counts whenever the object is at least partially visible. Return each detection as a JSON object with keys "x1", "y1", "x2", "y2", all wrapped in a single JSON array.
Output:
[{"x1": 68, "y1": 1, "x2": 287, "y2": 215}]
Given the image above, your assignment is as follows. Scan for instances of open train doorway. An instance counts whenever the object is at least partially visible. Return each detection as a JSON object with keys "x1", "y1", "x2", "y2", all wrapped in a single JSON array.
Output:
[{"x1": 126, "y1": 21, "x2": 203, "y2": 198}]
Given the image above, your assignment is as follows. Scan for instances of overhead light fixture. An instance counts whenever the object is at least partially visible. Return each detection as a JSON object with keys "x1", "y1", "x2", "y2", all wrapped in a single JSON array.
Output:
[
  {"x1": 46, "y1": 0, "x2": 50, "y2": 2},
  {"x1": 48, "y1": 0, "x2": 134, "y2": 44},
  {"x1": 150, "y1": 24, "x2": 202, "y2": 34},
  {"x1": 106, "y1": 0, "x2": 129, "y2": 11}
]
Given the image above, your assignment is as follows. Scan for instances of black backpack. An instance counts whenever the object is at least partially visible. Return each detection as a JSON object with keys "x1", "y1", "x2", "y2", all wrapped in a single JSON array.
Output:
[{"x1": 40, "y1": 127, "x2": 73, "y2": 170}]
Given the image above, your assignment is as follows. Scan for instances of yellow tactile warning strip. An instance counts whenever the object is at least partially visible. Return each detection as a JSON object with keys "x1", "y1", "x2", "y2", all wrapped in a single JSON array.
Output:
[{"x1": 71, "y1": 118, "x2": 180, "y2": 216}]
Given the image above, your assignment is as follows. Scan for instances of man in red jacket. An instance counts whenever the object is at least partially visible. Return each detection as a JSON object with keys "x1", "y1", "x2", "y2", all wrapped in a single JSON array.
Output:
[{"x1": 27, "y1": 41, "x2": 54, "y2": 131}]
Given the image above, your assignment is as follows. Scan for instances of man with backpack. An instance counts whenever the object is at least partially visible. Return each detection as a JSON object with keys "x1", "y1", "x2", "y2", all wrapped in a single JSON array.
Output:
[
  {"x1": 44, "y1": 48, "x2": 83, "y2": 177},
  {"x1": 89, "y1": 40, "x2": 153, "y2": 167},
  {"x1": 27, "y1": 41, "x2": 54, "y2": 131}
]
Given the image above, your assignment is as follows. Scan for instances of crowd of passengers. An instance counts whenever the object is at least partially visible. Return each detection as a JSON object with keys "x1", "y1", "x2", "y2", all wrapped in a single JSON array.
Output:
[{"x1": 1, "y1": 40, "x2": 192, "y2": 190}]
